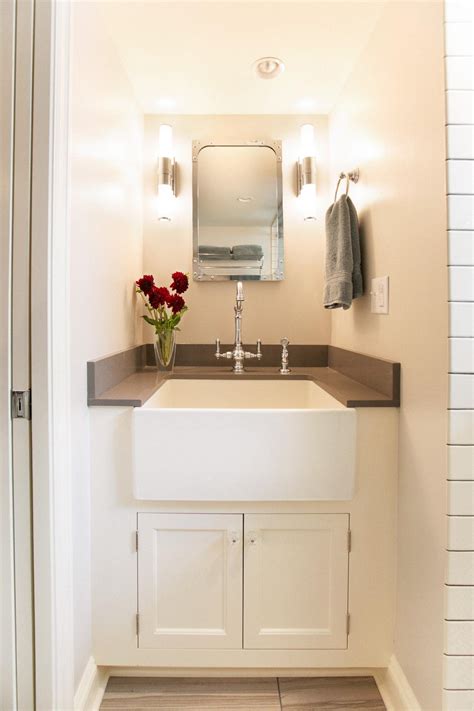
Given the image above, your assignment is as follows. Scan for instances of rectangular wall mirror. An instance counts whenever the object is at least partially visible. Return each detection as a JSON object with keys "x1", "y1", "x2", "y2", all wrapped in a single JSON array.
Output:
[{"x1": 192, "y1": 140, "x2": 284, "y2": 281}]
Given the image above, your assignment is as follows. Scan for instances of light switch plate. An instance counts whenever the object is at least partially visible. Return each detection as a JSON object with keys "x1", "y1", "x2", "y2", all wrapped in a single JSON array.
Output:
[{"x1": 371, "y1": 276, "x2": 389, "y2": 314}]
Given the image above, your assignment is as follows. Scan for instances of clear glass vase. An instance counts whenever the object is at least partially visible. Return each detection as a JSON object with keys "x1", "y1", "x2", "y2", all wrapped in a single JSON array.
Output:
[{"x1": 154, "y1": 329, "x2": 177, "y2": 371}]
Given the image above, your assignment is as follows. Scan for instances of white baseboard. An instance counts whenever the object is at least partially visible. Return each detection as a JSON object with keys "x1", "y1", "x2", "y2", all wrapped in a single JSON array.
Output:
[
  {"x1": 73, "y1": 656, "x2": 419, "y2": 710},
  {"x1": 74, "y1": 657, "x2": 109, "y2": 711},
  {"x1": 374, "y1": 656, "x2": 421, "y2": 711},
  {"x1": 107, "y1": 665, "x2": 376, "y2": 678}
]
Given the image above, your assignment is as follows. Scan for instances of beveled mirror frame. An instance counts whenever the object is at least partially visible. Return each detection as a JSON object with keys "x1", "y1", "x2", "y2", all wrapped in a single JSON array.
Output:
[{"x1": 192, "y1": 139, "x2": 284, "y2": 282}]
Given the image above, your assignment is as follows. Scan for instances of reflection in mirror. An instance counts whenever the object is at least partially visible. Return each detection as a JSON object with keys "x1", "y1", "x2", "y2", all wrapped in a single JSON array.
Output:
[{"x1": 193, "y1": 141, "x2": 283, "y2": 281}]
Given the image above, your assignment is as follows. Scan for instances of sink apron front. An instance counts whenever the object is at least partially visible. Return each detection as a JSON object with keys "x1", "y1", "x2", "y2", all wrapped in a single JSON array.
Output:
[{"x1": 133, "y1": 406, "x2": 356, "y2": 501}]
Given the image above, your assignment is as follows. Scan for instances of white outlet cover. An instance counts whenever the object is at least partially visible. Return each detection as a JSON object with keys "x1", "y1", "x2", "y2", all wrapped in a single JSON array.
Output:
[{"x1": 371, "y1": 276, "x2": 389, "y2": 314}]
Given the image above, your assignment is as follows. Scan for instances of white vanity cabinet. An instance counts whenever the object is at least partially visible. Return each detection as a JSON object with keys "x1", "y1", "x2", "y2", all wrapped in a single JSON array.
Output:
[
  {"x1": 137, "y1": 512, "x2": 349, "y2": 651},
  {"x1": 92, "y1": 406, "x2": 398, "y2": 667},
  {"x1": 244, "y1": 514, "x2": 349, "y2": 649},
  {"x1": 137, "y1": 513, "x2": 243, "y2": 649}
]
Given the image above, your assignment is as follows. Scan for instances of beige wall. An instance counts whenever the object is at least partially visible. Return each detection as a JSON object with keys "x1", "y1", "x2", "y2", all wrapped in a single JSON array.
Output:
[
  {"x1": 69, "y1": 2, "x2": 144, "y2": 689},
  {"x1": 329, "y1": 2, "x2": 447, "y2": 708},
  {"x1": 143, "y1": 115, "x2": 331, "y2": 345}
]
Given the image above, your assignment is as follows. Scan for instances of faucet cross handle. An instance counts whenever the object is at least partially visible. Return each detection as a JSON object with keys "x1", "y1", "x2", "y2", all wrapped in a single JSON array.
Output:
[
  {"x1": 244, "y1": 338, "x2": 263, "y2": 361},
  {"x1": 215, "y1": 338, "x2": 232, "y2": 360},
  {"x1": 279, "y1": 337, "x2": 291, "y2": 375}
]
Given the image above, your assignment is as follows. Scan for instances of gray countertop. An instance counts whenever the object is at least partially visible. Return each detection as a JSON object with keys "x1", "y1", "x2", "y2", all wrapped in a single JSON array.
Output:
[{"x1": 88, "y1": 364, "x2": 399, "y2": 408}]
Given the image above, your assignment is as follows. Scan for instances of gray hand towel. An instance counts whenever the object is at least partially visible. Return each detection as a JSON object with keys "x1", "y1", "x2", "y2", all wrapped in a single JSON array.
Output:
[
  {"x1": 198, "y1": 245, "x2": 232, "y2": 260},
  {"x1": 232, "y1": 244, "x2": 264, "y2": 260},
  {"x1": 324, "y1": 195, "x2": 363, "y2": 309}
]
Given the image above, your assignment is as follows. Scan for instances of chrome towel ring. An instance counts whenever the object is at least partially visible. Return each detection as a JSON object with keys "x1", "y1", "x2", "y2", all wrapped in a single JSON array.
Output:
[{"x1": 334, "y1": 168, "x2": 360, "y2": 203}]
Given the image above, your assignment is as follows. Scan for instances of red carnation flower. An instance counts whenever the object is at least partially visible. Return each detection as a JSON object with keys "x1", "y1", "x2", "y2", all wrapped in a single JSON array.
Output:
[
  {"x1": 148, "y1": 286, "x2": 170, "y2": 309},
  {"x1": 136, "y1": 274, "x2": 155, "y2": 295},
  {"x1": 170, "y1": 271, "x2": 189, "y2": 294},
  {"x1": 167, "y1": 293, "x2": 185, "y2": 314}
]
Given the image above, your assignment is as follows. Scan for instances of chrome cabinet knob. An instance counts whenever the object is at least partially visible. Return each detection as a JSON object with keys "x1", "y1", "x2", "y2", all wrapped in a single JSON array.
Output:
[
  {"x1": 229, "y1": 531, "x2": 240, "y2": 545},
  {"x1": 247, "y1": 531, "x2": 258, "y2": 545}
]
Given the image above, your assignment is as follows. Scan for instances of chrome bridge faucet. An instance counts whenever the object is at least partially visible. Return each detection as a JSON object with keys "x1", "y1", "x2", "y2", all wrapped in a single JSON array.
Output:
[{"x1": 215, "y1": 281, "x2": 262, "y2": 374}]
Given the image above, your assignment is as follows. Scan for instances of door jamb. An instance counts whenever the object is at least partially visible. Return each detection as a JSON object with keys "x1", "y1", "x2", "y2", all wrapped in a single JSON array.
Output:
[{"x1": 30, "y1": 1, "x2": 74, "y2": 708}]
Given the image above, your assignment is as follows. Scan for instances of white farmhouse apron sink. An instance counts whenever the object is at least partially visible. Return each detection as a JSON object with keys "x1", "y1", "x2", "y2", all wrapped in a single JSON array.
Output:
[{"x1": 132, "y1": 378, "x2": 356, "y2": 501}]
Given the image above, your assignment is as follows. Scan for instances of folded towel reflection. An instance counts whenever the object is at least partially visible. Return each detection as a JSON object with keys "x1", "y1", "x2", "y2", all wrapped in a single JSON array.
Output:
[
  {"x1": 198, "y1": 245, "x2": 232, "y2": 260},
  {"x1": 232, "y1": 244, "x2": 264, "y2": 260},
  {"x1": 324, "y1": 195, "x2": 363, "y2": 310}
]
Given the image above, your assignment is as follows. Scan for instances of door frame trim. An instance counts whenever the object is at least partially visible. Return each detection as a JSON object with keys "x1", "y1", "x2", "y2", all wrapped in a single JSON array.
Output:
[
  {"x1": 0, "y1": 0, "x2": 17, "y2": 706},
  {"x1": 30, "y1": 1, "x2": 74, "y2": 708}
]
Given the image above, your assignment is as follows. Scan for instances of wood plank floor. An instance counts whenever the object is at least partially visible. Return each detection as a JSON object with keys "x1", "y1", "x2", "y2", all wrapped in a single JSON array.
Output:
[{"x1": 100, "y1": 676, "x2": 386, "y2": 710}]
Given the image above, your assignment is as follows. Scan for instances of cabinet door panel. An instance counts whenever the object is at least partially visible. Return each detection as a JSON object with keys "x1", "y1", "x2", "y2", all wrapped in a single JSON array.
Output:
[
  {"x1": 244, "y1": 513, "x2": 349, "y2": 649},
  {"x1": 138, "y1": 513, "x2": 243, "y2": 649}
]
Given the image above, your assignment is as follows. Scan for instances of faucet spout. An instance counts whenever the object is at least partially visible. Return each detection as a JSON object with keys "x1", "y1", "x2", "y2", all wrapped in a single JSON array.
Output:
[{"x1": 236, "y1": 280, "x2": 244, "y2": 303}]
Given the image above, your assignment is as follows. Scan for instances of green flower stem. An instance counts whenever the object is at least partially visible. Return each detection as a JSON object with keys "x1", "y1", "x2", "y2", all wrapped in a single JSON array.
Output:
[{"x1": 137, "y1": 287, "x2": 188, "y2": 337}]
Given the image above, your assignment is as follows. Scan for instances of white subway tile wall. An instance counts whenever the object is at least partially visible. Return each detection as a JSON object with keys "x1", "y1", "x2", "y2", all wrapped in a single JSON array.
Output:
[
  {"x1": 449, "y1": 302, "x2": 474, "y2": 336},
  {"x1": 444, "y1": 1, "x2": 473, "y2": 24},
  {"x1": 443, "y1": 690, "x2": 474, "y2": 710},
  {"x1": 448, "y1": 481, "x2": 474, "y2": 515},
  {"x1": 448, "y1": 231, "x2": 474, "y2": 263},
  {"x1": 445, "y1": 621, "x2": 474, "y2": 654},
  {"x1": 445, "y1": 24, "x2": 474, "y2": 55},
  {"x1": 449, "y1": 374, "x2": 474, "y2": 407},
  {"x1": 449, "y1": 266, "x2": 474, "y2": 299},
  {"x1": 446, "y1": 585, "x2": 474, "y2": 618},
  {"x1": 445, "y1": 656, "x2": 474, "y2": 690},
  {"x1": 448, "y1": 410, "x2": 474, "y2": 444},
  {"x1": 446, "y1": 91, "x2": 474, "y2": 124},
  {"x1": 447, "y1": 516, "x2": 474, "y2": 549},
  {"x1": 447, "y1": 163, "x2": 474, "y2": 195},
  {"x1": 446, "y1": 125, "x2": 474, "y2": 158},
  {"x1": 445, "y1": 2, "x2": 474, "y2": 703},
  {"x1": 446, "y1": 57, "x2": 474, "y2": 90},
  {"x1": 448, "y1": 196, "x2": 474, "y2": 230},
  {"x1": 448, "y1": 445, "x2": 474, "y2": 478},
  {"x1": 448, "y1": 516, "x2": 474, "y2": 551},
  {"x1": 450, "y1": 337, "x2": 474, "y2": 370}
]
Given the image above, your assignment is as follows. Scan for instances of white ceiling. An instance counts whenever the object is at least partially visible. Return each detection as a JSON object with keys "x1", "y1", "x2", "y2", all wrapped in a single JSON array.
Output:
[{"x1": 98, "y1": 1, "x2": 386, "y2": 115}]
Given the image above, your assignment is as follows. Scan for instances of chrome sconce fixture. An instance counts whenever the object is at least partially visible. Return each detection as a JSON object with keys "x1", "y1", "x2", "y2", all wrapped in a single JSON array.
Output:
[
  {"x1": 157, "y1": 123, "x2": 177, "y2": 221},
  {"x1": 296, "y1": 123, "x2": 317, "y2": 221}
]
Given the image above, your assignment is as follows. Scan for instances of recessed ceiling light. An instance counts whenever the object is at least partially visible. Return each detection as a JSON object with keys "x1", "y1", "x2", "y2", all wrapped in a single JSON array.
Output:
[
  {"x1": 253, "y1": 57, "x2": 285, "y2": 80},
  {"x1": 237, "y1": 196, "x2": 254, "y2": 203}
]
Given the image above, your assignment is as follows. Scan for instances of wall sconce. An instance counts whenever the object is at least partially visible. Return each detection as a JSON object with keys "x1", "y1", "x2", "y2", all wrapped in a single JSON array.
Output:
[
  {"x1": 296, "y1": 123, "x2": 317, "y2": 221},
  {"x1": 157, "y1": 123, "x2": 177, "y2": 221}
]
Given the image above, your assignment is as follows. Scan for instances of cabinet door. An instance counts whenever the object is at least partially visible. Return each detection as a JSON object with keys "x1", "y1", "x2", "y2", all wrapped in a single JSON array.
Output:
[
  {"x1": 244, "y1": 513, "x2": 349, "y2": 649},
  {"x1": 138, "y1": 513, "x2": 243, "y2": 649}
]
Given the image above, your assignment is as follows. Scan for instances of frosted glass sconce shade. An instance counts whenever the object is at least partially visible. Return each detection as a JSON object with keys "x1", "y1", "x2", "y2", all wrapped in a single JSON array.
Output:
[
  {"x1": 297, "y1": 123, "x2": 317, "y2": 220},
  {"x1": 159, "y1": 124, "x2": 173, "y2": 158},
  {"x1": 157, "y1": 123, "x2": 177, "y2": 221},
  {"x1": 300, "y1": 123, "x2": 316, "y2": 157}
]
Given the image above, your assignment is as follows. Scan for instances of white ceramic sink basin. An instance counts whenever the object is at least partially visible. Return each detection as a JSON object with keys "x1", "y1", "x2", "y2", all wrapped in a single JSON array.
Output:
[{"x1": 132, "y1": 378, "x2": 356, "y2": 501}]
